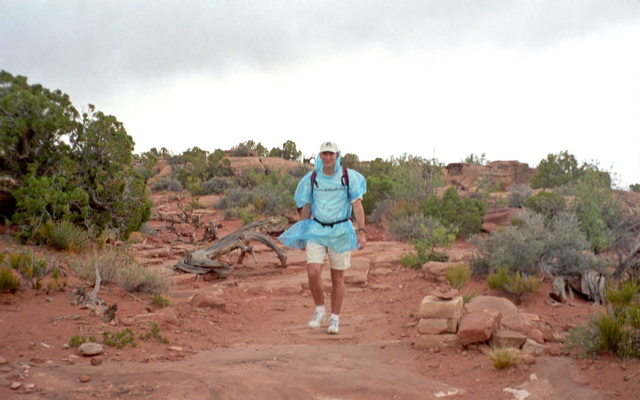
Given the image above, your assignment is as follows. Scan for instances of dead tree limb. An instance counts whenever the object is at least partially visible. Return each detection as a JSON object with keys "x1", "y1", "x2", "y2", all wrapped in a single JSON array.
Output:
[
  {"x1": 613, "y1": 236, "x2": 640, "y2": 280},
  {"x1": 174, "y1": 218, "x2": 288, "y2": 278}
]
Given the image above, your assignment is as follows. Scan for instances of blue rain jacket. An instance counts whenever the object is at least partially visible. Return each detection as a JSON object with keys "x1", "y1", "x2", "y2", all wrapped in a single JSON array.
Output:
[{"x1": 278, "y1": 152, "x2": 367, "y2": 253}]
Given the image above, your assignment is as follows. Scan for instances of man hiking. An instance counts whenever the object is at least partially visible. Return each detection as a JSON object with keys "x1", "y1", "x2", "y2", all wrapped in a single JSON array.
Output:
[{"x1": 279, "y1": 141, "x2": 367, "y2": 334}]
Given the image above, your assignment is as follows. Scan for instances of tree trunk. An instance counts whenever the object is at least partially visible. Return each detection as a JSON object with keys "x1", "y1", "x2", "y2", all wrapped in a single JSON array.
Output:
[{"x1": 174, "y1": 218, "x2": 287, "y2": 278}]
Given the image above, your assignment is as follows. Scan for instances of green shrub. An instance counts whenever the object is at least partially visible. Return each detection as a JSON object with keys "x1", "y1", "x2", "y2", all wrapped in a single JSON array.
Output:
[
  {"x1": 530, "y1": 151, "x2": 582, "y2": 189},
  {"x1": 524, "y1": 190, "x2": 566, "y2": 220},
  {"x1": 39, "y1": 220, "x2": 90, "y2": 252},
  {"x1": 151, "y1": 293, "x2": 171, "y2": 308},
  {"x1": 69, "y1": 334, "x2": 96, "y2": 348},
  {"x1": 630, "y1": 184, "x2": 640, "y2": 193},
  {"x1": 400, "y1": 228, "x2": 456, "y2": 270},
  {"x1": 239, "y1": 207, "x2": 256, "y2": 225},
  {"x1": 564, "y1": 318, "x2": 601, "y2": 358},
  {"x1": 201, "y1": 177, "x2": 235, "y2": 195},
  {"x1": 606, "y1": 280, "x2": 639, "y2": 316},
  {"x1": 102, "y1": 328, "x2": 137, "y2": 348},
  {"x1": 289, "y1": 165, "x2": 311, "y2": 179},
  {"x1": 8, "y1": 250, "x2": 47, "y2": 289},
  {"x1": 0, "y1": 266, "x2": 19, "y2": 292},
  {"x1": 508, "y1": 184, "x2": 532, "y2": 208},
  {"x1": 421, "y1": 186, "x2": 486, "y2": 237},
  {"x1": 140, "y1": 322, "x2": 169, "y2": 344},
  {"x1": 445, "y1": 264, "x2": 470, "y2": 289},
  {"x1": 152, "y1": 177, "x2": 183, "y2": 192},
  {"x1": 471, "y1": 210, "x2": 600, "y2": 277},
  {"x1": 487, "y1": 267, "x2": 540, "y2": 304},
  {"x1": 215, "y1": 187, "x2": 252, "y2": 210}
]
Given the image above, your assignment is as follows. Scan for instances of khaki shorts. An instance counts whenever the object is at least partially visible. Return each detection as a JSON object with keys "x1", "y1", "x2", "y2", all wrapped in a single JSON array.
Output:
[{"x1": 306, "y1": 241, "x2": 352, "y2": 270}]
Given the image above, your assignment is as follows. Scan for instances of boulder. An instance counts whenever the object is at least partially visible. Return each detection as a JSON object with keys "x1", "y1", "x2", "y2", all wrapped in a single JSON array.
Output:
[
  {"x1": 77, "y1": 343, "x2": 104, "y2": 357},
  {"x1": 457, "y1": 310, "x2": 501, "y2": 346}
]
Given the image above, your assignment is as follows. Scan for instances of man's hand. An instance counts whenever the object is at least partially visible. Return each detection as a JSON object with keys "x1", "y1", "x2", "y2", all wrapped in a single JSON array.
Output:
[{"x1": 357, "y1": 230, "x2": 367, "y2": 250}]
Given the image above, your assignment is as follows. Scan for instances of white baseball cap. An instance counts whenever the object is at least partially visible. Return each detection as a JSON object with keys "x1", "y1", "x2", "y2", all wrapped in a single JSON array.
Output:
[{"x1": 319, "y1": 141, "x2": 339, "y2": 153}]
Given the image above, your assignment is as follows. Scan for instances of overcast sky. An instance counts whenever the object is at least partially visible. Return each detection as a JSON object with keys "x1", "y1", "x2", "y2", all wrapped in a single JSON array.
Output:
[{"x1": 1, "y1": 0, "x2": 639, "y2": 187}]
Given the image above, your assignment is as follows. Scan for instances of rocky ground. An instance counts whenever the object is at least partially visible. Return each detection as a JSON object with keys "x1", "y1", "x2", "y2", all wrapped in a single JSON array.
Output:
[{"x1": 1, "y1": 192, "x2": 639, "y2": 399}]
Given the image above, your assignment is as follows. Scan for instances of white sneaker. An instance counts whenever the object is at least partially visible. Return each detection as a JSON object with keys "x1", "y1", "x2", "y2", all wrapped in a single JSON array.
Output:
[
  {"x1": 308, "y1": 309, "x2": 327, "y2": 328},
  {"x1": 327, "y1": 318, "x2": 339, "y2": 334}
]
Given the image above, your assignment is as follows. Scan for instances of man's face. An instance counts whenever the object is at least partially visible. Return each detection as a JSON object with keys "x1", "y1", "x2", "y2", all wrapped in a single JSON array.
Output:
[{"x1": 320, "y1": 151, "x2": 337, "y2": 168}]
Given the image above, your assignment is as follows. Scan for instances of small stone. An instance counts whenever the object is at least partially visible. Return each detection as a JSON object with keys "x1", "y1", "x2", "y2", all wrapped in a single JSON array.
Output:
[
  {"x1": 90, "y1": 358, "x2": 103, "y2": 366},
  {"x1": 78, "y1": 343, "x2": 104, "y2": 357},
  {"x1": 78, "y1": 375, "x2": 91, "y2": 383},
  {"x1": 10, "y1": 381, "x2": 22, "y2": 390},
  {"x1": 46, "y1": 297, "x2": 55, "y2": 302},
  {"x1": 168, "y1": 346, "x2": 183, "y2": 352},
  {"x1": 0, "y1": 355, "x2": 8, "y2": 365}
]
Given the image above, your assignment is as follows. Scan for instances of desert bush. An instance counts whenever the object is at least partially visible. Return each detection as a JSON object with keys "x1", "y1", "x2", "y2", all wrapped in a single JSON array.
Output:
[
  {"x1": 223, "y1": 208, "x2": 240, "y2": 220},
  {"x1": 7, "y1": 250, "x2": 47, "y2": 289},
  {"x1": 231, "y1": 145, "x2": 251, "y2": 157},
  {"x1": 399, "y1": 227, "x2": 456, "y2": 269},
  {"x1": 470, "y1": 212, "x2": 546, "y2": 276},
  {"x1": 215, "y1": 187, "x2": 252, "y2": 210},
  {"x1": 289, "y1": 164, "x2": 311, "y2": 179},
  {"x1": 0, "y1": 266, "x2": 19, "y2": 292},
  {"x1": 116, "y1": 263, "x2": 169, "y2": 295},
  {"x1": 201, "y1": 177, "x2": 235, "y2": 195},
  {"x1": 471, "y1": 210, "x2": 601, "y2": 277},
  {"x1": 489, "y1": 347, "x2": 522, "y2": 370},
  {"x1": 524, "y1": 190, "x2": 566, "y2": 220},
  {"x1": 487, "y1": 267, "x2": 540, "y2": 304},
  {"x1": 152, "y1": 176, "x2": 183, "y2": 192},
  {"x1": 39, "y1": 220, "x2": 90, "y2": 252},
  {"x1": 387, "y1": 213, "x2": 444, "y2": 242},
  {"x1": 152, "y1": 293, "x2": 171, "y2": 308},
  {"x1": 445, "y1": 264, "x2": 470, "y2": 289},
  {"x1": 422, "y1": 187, "x2": 486, "y2": 237},
  {"x1": 69, "y1": 249, "x2": 168, "y2": 295},
  {"x1": 140, "y1": 322, "x2": 169, "y2": 343},
  {"x1": 102, "y1": 328, "x2": 138, "y2": 348},
  {"x1": 630, "y1": 184, "x2": 640, "y2": 193},
  {"x1": 508, "y1": 184, "x2": 532, "y2": 208},
  {"x1": 564, "y1": 281, "x2": 640, "y2": 359},
  {"x1": 235, "y1": 168, "x2": 268, "y2": 189}
]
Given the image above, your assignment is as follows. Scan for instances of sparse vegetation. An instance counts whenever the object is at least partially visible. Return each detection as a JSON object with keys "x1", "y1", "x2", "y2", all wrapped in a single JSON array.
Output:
[
  {"x1": 102, "y1": 328, "x2": 138, "y2": 348},
  {"x1": 140, "y1": 322, "x2": 169, "y2": 344},
  {"x1": 7, "y1": 249, "x2": 47, "y2": 289},
  {"x1": 445, "y1": 264, "x2": 470, "y2": 289},
  {"x1": 508, "y1": 184, "x2": 532, "y2": 208},
  {"x1": 39, "y1": 220, "x2": 90, "y2": 252},
  {"x1": 486, "y1": 267, "x2": 540, "y2": 304},
  {"x1": 0, "y1": 266, "x2": 19, "y2": 292},
  {"x1": 489, "y1": 347, "x2": 522, "y2": 369},
  {"x1": 152, "y1": 293, "x2": 171, "y2": 308}
]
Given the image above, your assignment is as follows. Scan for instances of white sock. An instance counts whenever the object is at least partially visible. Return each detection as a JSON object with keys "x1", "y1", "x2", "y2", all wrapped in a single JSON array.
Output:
[
  {"x1": 316, "y1": 305, "x2": 326, "y2": 313},
  {"x1": 329, "y1": 313, "x2": 339, "y2": 322}
]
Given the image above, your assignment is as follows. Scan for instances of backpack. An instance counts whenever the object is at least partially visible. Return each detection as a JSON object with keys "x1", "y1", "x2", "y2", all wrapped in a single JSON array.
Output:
[
  {"x1": 310, "y1": 166, "x2": 349, "y2": 194},
  {"x1": 309, "y1": 166, "x2": 351, "y2": 228}
]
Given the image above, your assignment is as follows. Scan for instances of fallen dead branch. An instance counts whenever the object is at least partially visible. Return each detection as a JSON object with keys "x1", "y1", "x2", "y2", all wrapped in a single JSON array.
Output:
[{"x1": 175, "y1": 217, "x2": 287, "y2": 278}]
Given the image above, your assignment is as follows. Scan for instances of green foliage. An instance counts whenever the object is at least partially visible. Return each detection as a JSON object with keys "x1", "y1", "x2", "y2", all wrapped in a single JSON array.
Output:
[
  {"x1": 486, "y1": 267, "x2": 540, "y2": 304},
  {"x1": 289, "y1": 165, "x2": 311, "y2": 179},
  {"x1": 445, "y1": 264, "x2": 470, "y2": 289},
  {"x1": 140, "y1": 322, "x2": 169, "y2": 344},
  {"x1": 508, "y1": 184, "x2": 533, "y2": 208},
  {"x1": 270, "y1": 140, "x2": 302, "y2": 161},
  {"x1": 572, "y1": 170, "x2": 618, "y2": 253},
  {"x1": 471, "y1": 210, "x2": 599, "y2": 277},
  {"x1": 116, "y1": 262, "x2": 169, "y2": 295},
  {"x1": 630, "y1": 184, "x2": 640, "y2": 193},
  {"x1": 102, "y1": 328, "x2": 137, "y2": 348},
  {"x1": 151, "y1": 293, "x2": 171, "y2": 308},
  {"x1": 239, "y1": 207, "x2": 256, "y2": 225},
  {"x1": 606, "y1": 280, "x2": 639, "y2": 316},
  {"x1": 399, "y1": 226, "x2": 456, "y2": 270},
  {"x1": 464, "y1": 153, "x2": 490, "y2": 166},
  {"x1": 201, "y1": 177, "x2": 235, "y2": 195},
  {"x1": 235, "y1": 168, "x2": 268, "y2": 189},
  {"x1": 69, "y1": 334, "x2": 96, "y2": 348},
  {"x1": 7, "y1": 249, "x2": 47, "y2": 289},
  {"x1": 524, "y1": 190, "x2": 566, "y2": 220},
  {"x1": 152, "y1": 177, "x2": 183, "y2": 192},
  {"x1": 39, "y1": 220, "x2": 90, "y2": 252},
  {"x1": 421, "y1": 186, "x2": 486, "y2": 237},
  {"x1": 340, "y1": 153, "x2": 361, "y2": 170},
  {"x1": 0, "y1": 71, "x2": 152, "y2": 242},
  {"x1": 361, "y1": 174, "x2": 394, "y2": 216},
  {"x1": 0, "y1": 266, "x2": 19, "y2": 292},
  {"x1": 565, "y1": 281, "x2": 640, "y2": 359},
  {"x1": 530, "y1": 151, "x2": 582, "y2": 189},
  {"x1": 234, "y1": 140, "x2": 269, "y2": 157}
]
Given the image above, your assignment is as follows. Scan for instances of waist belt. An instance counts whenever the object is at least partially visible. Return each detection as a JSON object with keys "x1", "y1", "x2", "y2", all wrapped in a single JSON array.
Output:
[{"x1": 313, "y1": 217, "x2": 350, "y2": 228}]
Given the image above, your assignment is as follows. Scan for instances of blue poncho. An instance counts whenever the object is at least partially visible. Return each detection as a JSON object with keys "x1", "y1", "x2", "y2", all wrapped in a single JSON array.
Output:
[{"x1": 278, "y1": 152, "x2": 367, "y2": 253}]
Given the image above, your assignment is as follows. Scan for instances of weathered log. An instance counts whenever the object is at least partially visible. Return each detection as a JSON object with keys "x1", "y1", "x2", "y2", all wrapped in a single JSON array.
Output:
[
  {"x1": 174, "y1": 218, "x2": 288, "y2": 277},
  {"x1": 613, "y1": 236, "x2": 640, "y2": 280}
]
